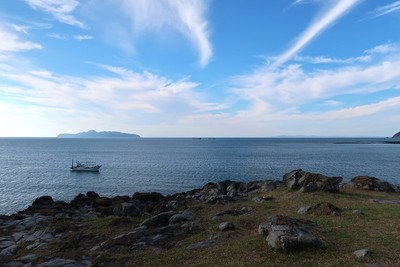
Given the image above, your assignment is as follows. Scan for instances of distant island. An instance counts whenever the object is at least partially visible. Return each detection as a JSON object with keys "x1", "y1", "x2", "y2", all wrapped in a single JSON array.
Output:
[
  {"x1": 57, "y1": 130, "x2": 140, "y2": 138},
  {"x1": 393, "y1": 131, "x2": 400, "y2": 138}
]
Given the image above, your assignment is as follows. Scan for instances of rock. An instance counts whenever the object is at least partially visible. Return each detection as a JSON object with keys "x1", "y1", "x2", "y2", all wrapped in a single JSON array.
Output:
[
  {"x1": 17, "y1": 254, "x2": 38, "y2": 263},
  {"x1": 352, "y1": 210, "x2": 364, "y2": 216},
  {"x1": 0, "y1": 244, "x2": 18, "y2": 257},
  {"x1": 297, "y1": 205, "x2": 313, "y2": 215},
  {"x1": 32, "y1": 196, "x2": 54, "y2": 207},
  {"x1": 283, "y1": 169, "x2": 342, "y2": 192},
  {"x1": 187, "y1": 239, "x2": 217, "y2": 250},
  {"x1": 140, "y1": 211, "x2": 177, "y2": 227},
  {"x1": 212, "y1": 207, "x2": 251, "y2": 219},
  {"x1": 349, "y1": 176, "x2": 399, "y2": 192},
  {"x1": 0, "y1": 239, "x2": 15, "y2": 249},
  {"x1": 369, "y1": 198, "x2": 400, "y2": 204},
  {"x1": 246, "y1": 180, "x2": 278, "y2": 193},
  {"x1": 86, "y1": 191, "x2": 100, "y2": 199},
  {"x1": 35, "y1": 258, "x2": 83, "y2": 267},
  {"x1": 132, "y1": 192, "x2": 164, "y2": 204},
  {"x1": 260, "y1": 215, "x2": 323, "y2": 253},
  {"x1": 113, "y1": 202, "x2": 141, "y2": 217},
  {"x1": 169, "y1": 211, "x2": 194, "y2": 224},
  {"x1": 219, "y1": 222, "x2": 235, "y2": 231},
  {"x1": 354, "y1": 248, "x2": 370, "y2": 258},
  {"x1": 310, "y1": 202, "x2": 341, "y2": 216},
  {"x1": 253, "y1": 196, "x2": 273, "y2": 203}
]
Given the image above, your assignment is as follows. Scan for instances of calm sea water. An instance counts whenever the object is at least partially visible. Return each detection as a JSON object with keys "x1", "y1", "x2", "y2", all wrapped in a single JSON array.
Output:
[{"x1": 0, "y1": 137, "x2": 399, "y2": 215}]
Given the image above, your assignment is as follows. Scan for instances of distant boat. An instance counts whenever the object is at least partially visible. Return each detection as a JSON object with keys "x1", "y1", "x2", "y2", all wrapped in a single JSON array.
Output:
[{"x1": 70, "y1": 159, "x2": 101, "y2": 172}]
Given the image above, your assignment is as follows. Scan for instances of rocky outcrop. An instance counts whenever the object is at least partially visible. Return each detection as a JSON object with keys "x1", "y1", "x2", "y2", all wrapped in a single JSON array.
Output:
[
  {"x1": 392, "y1": 131, "x2": 400, "y2": 138},
  {"x1": 283, "y1": 169, "x2": 342, "y2": 192},
  {"x1": 298, "y1": 202, "x2": 341, "y2": 216},
  {"x1": 342, "y1": 176, "x2": 400, "y2": 192},
  {"x1": 179, "y1": 179, "x2": 281, "y2": 204},
  {"x1": 259, "y1": 215, "x2": 323, "y2": 253}
]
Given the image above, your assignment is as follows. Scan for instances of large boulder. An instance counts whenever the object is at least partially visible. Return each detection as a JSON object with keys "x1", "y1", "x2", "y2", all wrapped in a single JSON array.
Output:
[
  {"x1": 259, "y1": 215, "x2": 323, "y2": 253},
  {"x1": 283, "y1": 169, "x2": 342, "y2": 192},
  {"x1": 113, "y1": 202, "x2": 141, "y2": 217},
  {"x1": 346, "y1": 176, "x2": 399, "y2": 192}
]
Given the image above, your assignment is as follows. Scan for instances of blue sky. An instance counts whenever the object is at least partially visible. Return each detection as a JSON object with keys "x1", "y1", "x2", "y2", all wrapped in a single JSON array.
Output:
[{"x1": 0, "y1": 0, "x2": 400, "y2": 137}]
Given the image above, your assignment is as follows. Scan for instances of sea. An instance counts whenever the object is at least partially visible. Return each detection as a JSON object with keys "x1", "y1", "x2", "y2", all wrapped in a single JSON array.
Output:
[{"x1": 0, "y1": 137, "x2": 399, "y2": 215}]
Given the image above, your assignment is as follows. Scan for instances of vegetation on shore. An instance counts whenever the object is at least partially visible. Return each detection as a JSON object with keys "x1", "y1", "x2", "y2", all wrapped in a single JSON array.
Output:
[{"x1": 2, "y1": 182, "x2": 400, "y2": 266}]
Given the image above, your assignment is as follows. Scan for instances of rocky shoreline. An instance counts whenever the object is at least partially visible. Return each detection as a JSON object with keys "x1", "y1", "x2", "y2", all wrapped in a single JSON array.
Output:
[{"x1": 1, "y1": 170, "x2": 399, "y2": 266}]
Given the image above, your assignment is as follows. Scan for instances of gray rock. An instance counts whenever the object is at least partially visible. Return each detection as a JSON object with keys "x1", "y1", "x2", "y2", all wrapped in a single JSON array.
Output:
[
  {"x1": 253, "y1": 196, "x2": 273, "y2": 203},
  {"x1": 5, "y1": 262, "x2": 24, "y2": 267},
  {"x1": 219, "y1": 222, "x2": 235, "y2": 231},
  {"x1": 350, "y1": 176, "x2": 399, "y2": 192},
  {"x1": 283, "y1": 169, "x2": 342, "y2": 192},
  {"x1": 354, "y1": 248, "x2": 370, "y2": 258},
  {"x1": 12, "y1": 232, "x2": 27, "y2": 243},
  {"x1": 35, "y1": 258, "x2": 83, "y2": 267},
  {"x1": 261, "y1": 215, "x2": 323, "y2": 253},
  {"x1": 113, "y1": 202, "x2": 141, "y2": 217},
  {"x1": 0, "y1": 244, "x2": 18, "y2": 257},
  {"x1": 140, "y1": 211, "x2": 177, "y2": 227},
  {"x1": 17, "y1": 254, "x2": 38, "y2": 263},
  {"x1": 310, "y1": 202, "x2": 341, "y2": 216},
  {"x1": 169, "y1": 211, "x2": 194, "y2": 224},
  {"x1": 352, "y1": 210, "x2": 364, "y2": 216},
  {"x1": 297, "y1": 205, "x2": 313, "y2": 215},
  {"x1": 187, "y1": 239, "x2": 217, "y2": 250},
  {"x1": 0, "y1": 240, "x2": 15, "y2": 249}
]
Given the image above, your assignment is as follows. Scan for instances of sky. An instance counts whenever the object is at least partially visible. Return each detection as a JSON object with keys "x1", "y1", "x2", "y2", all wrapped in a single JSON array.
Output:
[{"x1": 0, "y1": 0, "x2": 400, "y2": 137}]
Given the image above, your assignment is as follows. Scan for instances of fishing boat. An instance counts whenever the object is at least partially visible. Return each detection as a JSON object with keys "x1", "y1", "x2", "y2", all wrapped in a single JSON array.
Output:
[{"x1": 70, "y1": 159, "x2": 101, "y2": 172}]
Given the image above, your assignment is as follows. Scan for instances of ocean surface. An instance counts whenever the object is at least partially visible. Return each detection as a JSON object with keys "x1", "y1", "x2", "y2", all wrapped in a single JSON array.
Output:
[{"x1": 0, "y1": 137, "x2": 399, "y2": 215}]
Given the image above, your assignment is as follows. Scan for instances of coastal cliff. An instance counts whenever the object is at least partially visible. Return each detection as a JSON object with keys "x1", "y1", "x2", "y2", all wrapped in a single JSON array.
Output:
[
  {"x1": 57, "y1": 130, "x2": 140, "y2": 138},
  {"x1": 1, "y1": 170, "x2": 400, "y2": 266}
]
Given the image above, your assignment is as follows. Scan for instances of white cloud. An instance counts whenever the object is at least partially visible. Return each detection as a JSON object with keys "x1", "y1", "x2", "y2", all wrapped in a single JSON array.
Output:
[
  {"x1": 0, "y1": 60, "x2": 225, "y2": 136},
  {"x1": 91, "y1": 0, "x2": 212, "y2": 67},
  {"x1": 11, "y1": 24, "x2": 30, "y2": 34},
  {"x1": 274, "y1": 0, "x2": 361, "y2": 67},
  {"x1": 0, "y1": 24, "x2": 42, "y2": 53},
  {"x1": 24, "y1": 0, "x2": 87, "y2": 29},
  {"x1": 369, "y1": 1, "x2": 400, "y2": 18},
  {"x1": 74, "y1": 35, "x2": 93, "y2": 41},
  {"x1": 231, "y1": 43, "x2": 400, "y2": 123},
  {"x1": 47, "y1": 33, "x2": 67, "y2": 40}
]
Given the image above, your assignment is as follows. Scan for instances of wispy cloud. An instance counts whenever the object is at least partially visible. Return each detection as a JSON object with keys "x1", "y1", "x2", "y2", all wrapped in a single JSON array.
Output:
[
  {"x1": 98, "y1": 0, "x2": 212, "y2": 67},
  {"x1": 0, "y1": 58, "x2": 224, "y2": 136},
  {"x1": 74, "y1": 35, "x2": 93, "y2": 41},
  {"x1": 369, "y1": 1, "x2": 400, "y2": 18},
  {"x1": 231, "y1": 42, "x2": 400, "y2": 123},
  {"x1": 274, "y1": 0, "x2": 361, "y2": 67},
  {"x1": 0, "y1": 23, "x2": 42, "y2": 53},
  {"x1": 11, "y1": 24, "x2": 30, "y2": 34},
  {"x1": 47, "y1": 33, "x2": 67, "y2": 40},
  {"x1": 24, "y1": 0, "x2": 87, "y2": 29}
]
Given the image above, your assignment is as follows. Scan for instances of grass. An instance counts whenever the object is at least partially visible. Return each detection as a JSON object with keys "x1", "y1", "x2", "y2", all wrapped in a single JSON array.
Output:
[{"x1": 33, "y1": 188, "x2": 400, "y2": 266}]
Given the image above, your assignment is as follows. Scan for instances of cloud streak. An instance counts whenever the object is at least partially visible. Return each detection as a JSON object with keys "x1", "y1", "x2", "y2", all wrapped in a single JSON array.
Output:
[
  {"x1": 274, "y1": 0, "x2": 361, "y2": 67},
  {"x1": 117, "y1": 0, "x2": 212, "y2": 67},
  {"x1": 24, "y1": 0, "x2": 87, "y2": 29},
  {"x1": 0, "y1": 23, "x2": 42, "y2": 53},
  {"x1": 369, "y1": 1, "x2": 400, "y2": 18}
]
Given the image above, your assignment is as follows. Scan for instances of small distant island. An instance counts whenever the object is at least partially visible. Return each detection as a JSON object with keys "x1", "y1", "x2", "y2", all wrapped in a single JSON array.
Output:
[{"x1": 57, "y1": 130, "x2": 140, "y2": 138}]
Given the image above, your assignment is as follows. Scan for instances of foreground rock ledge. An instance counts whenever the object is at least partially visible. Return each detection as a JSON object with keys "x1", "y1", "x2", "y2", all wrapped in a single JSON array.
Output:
[
  {"x1": 1, "y1": 170, "x2": 399, "y2": 266},
  {"x1": 259, "y1": 215, "x2": 323, "y2": 252}
]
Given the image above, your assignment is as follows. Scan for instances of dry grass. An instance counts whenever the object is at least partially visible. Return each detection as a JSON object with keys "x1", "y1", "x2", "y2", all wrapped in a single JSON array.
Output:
[{"x1": 40, "y1": 188, "x2": 400, "y2": 266}]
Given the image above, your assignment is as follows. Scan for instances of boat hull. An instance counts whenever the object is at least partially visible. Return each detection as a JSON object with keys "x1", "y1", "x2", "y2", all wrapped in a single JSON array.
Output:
[{"x1": 70, "y1": 167, "x2": 101, "y2": 172}]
